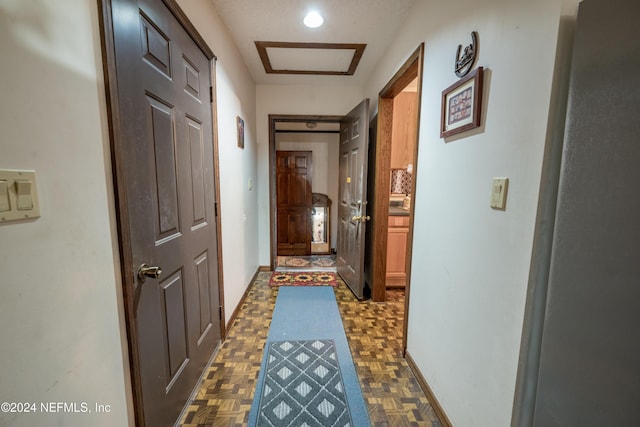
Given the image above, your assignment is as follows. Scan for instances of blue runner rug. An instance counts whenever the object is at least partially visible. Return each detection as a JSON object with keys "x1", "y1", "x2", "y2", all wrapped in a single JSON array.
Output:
[{"x1": 248, "y1": 286, "x2": 370, "y2": 427}]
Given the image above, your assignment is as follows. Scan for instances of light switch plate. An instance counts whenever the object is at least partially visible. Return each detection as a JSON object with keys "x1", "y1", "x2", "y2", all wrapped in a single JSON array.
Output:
[
  {"x1": 490, "y1": 177, "x2": 509, "y2": 210},
  {"x1": 0, "y1": 170, "x2": 40, "y2": 223}
]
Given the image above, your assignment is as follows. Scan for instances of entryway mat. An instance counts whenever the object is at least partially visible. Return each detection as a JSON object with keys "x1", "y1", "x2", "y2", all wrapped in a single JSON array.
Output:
[
  {"x1": 269, "y1": 271, "x2": 337, "y2": 287},
  {"x1": 276, "y1": 255, "x2": 337, "y2": 272}
]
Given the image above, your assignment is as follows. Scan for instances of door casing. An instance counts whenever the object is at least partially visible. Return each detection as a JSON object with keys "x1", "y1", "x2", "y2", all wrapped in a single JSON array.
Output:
[
  {"x1": 371, "y1": 45, "x2": 424, "y2": 353},
  {"x1": 268, "y1": 115, "x2": 343, "y2": 269}
]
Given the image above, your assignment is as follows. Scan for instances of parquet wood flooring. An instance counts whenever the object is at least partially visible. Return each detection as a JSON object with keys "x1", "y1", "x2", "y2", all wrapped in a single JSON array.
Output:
[{"x1": 180, "y1": 272, "x2": 442, "y2": 426}]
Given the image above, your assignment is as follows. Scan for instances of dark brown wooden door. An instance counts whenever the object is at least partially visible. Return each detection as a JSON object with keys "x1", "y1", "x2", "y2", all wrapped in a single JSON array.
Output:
[
  {"x1": 276, "y1": 151, "x2": 312, "y2": 255},
  {"x1": 109, "y1": 0, "x2": 221, "y2": 425},
  {"x1": 337, "y1": 100, "x2": 370, "y2": 299}
]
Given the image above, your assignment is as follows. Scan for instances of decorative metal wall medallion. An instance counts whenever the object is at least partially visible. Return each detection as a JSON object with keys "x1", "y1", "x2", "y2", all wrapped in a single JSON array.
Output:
[{"x1": 455, "y1": 31, "x2": 478, "y2": 77}]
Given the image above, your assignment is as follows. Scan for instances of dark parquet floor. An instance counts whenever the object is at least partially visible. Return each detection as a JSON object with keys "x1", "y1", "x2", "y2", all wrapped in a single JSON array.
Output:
[{"x1": 179, "y1": 272, "x2": 442, "y2": 426}]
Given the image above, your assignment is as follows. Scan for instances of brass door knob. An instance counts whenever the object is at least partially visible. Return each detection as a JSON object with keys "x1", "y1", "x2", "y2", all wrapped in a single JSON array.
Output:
[{"x1": 138, "y1": 263, "x2": 162, "y2": 281}]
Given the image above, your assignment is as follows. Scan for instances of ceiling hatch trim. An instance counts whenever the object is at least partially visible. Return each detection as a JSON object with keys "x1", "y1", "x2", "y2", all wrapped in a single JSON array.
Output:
[{"x1": 255, "y1": 41, "x2": 367, "y2": 76}]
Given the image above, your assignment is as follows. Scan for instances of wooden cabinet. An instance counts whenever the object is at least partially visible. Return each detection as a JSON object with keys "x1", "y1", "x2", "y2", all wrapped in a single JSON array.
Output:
[
  {"x1": 390, "y1": 91, "x2": 418, "y2": 169},
  {"x1": 386, "y1": 215, "x2": 410, "y2": 287}
]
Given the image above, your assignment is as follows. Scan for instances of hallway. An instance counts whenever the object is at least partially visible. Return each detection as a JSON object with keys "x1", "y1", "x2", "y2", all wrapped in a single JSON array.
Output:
[
  {"x1": 180, "y1": 272, "x2": 441, "y2": 426},
  {"x1": 3, "y1": 1, "x2": 609, "y2": 426}
]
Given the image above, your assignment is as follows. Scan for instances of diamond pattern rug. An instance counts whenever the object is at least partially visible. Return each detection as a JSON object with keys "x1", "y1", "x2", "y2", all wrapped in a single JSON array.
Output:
[
  {"x1": 269, "y1": 271, "x2": 337, "y2": 287},
  {"x1": 257, "y1": 339, "x2": 352, "y2": 426}
]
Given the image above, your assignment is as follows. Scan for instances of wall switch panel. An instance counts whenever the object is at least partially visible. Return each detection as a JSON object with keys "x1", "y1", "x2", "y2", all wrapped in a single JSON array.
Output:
[
  {"x1": 0, "y1": 170, "x2": 40, "y2": 223},
  {"x1": 490, "y1": 177, "x2": 509, "y2": 210}
]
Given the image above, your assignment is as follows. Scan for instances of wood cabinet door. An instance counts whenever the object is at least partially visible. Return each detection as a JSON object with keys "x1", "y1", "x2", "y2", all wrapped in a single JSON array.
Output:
[{"x1": 386, "y1": 216, "x2": 409, "y2": 286}]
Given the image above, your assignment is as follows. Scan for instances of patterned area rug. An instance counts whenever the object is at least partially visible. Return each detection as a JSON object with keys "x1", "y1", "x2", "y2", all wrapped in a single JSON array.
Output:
[
  {"x1": 276, "y1": 255, "x2": 336, "y2": 272},
  {"x1": 269, "y1": 271, "x2": 337, "y2": 287},
  {"x1": 257, "y1": 339, "x2": 352, "y2": 426},
  {"x1": 248, "y1": 287, "x2": 370, "y2": 426}
]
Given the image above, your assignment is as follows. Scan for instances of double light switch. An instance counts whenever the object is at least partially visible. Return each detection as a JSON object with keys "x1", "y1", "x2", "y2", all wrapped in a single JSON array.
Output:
[{"x1": 0, "y1": 170, "x2": 40, "y2": 222}]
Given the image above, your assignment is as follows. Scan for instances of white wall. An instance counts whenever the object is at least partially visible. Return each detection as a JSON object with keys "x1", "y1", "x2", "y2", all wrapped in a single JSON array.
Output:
[
  {"x1": 363, "y1": 0, "x2": 571, "y2": 425},
  {"x1": 0, "y1": 1, "x2": 132, "y2": 426},
  {"x1": 256, "y1": 85, "x2": 363, "y2": 264},
  {"x1": 177, "y1": 0, "x2": 259, "y2": 324},
  {"x1": 276, "y1": 133, "x2": 340, "y2": 249}
]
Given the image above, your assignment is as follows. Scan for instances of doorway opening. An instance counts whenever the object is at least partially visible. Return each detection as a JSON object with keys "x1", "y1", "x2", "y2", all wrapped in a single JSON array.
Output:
[
  {"x1": 368, "y1": 44, "x2": 424, "y2": 353},
  {"x1": 268, "y1": 115, "x2": 343, "y2": 270}
]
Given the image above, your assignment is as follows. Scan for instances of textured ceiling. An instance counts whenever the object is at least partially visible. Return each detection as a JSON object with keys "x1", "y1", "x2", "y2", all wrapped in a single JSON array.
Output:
[{"x1": 210, "y1": 0, "x2": 416, "y2": 85}]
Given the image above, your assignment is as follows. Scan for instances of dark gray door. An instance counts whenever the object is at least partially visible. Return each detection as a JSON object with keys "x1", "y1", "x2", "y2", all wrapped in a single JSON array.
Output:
[
  {"x1": 110, "y1": 0, "x2": 221, "y2": 425},
  {"x1": 337, "y1": 100, "x2": 370, "y2": 299},
  {"x1": 532, "y1": 0, "x2": 640, "y2": 425}
]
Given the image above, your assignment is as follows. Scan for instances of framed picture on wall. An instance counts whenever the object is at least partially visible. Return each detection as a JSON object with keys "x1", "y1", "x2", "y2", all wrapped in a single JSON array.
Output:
[
  {"x1": 441, "y1": 67, "x2": 483, "y2": 138},
  {"x1": 236, "y1": 116, "x2": 245, "y2": 149}
]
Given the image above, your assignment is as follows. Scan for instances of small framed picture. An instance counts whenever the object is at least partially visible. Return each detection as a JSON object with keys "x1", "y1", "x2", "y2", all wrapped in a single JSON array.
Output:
[
  {"x1": 236, "y1": 116, "x2": 245, "y2": 149},
  {"x1": 441, "y1": 67, "x2": 483, "y2": 138}
]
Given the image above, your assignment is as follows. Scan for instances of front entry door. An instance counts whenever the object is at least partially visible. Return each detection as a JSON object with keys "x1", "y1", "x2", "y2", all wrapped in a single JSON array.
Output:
[
  {"x1": 276, "y1": 151, "x2": 313, "y2": 255},
  {"x1": 337, "y1": 100, "x2": 370, "y2": 299},
  {"x1": 106, "y1": 0, "x2": 222, "y2": 425}
]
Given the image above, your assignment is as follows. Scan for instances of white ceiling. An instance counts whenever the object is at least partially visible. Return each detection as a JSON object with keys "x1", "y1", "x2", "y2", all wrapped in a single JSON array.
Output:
[{"x1": 210, "y1": 0, "x2": 417, "y2": 85}]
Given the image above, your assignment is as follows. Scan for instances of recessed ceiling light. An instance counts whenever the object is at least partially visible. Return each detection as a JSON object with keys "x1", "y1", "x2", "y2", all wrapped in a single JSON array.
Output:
[{"x1": 303, "y1": 11, "x2": 324, "y2": 28}]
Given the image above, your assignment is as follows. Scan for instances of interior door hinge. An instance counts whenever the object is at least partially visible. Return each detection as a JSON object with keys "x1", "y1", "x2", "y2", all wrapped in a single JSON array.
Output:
[
  {"x1": 214, "y1": 201, "x2": 218, "y2": 217},
  {"x1": 209, "y1": 86, "x2": 213, "y2": 103},
  {"x1": 219, "y1": 305, "x2": 223, "y2": 320}
]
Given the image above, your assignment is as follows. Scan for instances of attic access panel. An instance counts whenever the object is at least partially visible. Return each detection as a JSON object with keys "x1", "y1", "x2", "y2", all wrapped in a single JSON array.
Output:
[{"x1": 255, "y1": 41, "x2": 366, "y2": 76}]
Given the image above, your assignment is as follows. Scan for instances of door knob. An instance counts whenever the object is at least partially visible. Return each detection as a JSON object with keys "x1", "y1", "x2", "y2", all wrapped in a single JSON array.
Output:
[
  {"x1": 352, "y1": 215, "x2": 362, "y2": 222},
  {"x1": 138, "y1": 263, "x2": 162, "y2": 281}
]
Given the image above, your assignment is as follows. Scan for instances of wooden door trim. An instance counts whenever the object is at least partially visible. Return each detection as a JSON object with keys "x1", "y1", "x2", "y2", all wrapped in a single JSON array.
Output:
[
  {"x1": 160, "y1": 0, "x2": 215, "y2": 60},
  {"x1": 372, "y1": 44, "x2": 424, "y2": 355},
  {"x1": 98, "y1": 0, "x2": 141, "y2": 421},
  {"x1": 268, "y1": 114, "x2": 343, "y2": 269},
  {"x1": 97, "y1": 1, "x2": 223, "y2": 424},
  {"x1": 210, "y1": 60, "x2": 226, "y2": 340}
]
